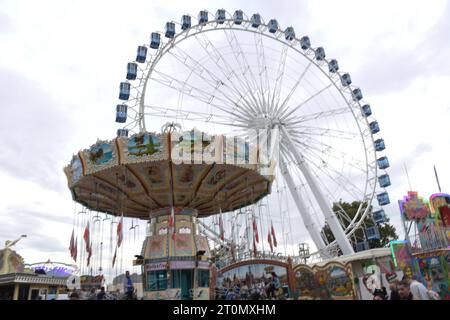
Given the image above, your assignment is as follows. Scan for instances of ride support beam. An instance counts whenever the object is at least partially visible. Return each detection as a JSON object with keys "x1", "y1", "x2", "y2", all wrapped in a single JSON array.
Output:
[
  {"x1": 280, "y1": 125, "x2": 355, "y2": 256},
  {"x1": 279, "y1": 157, "x2": 328, "y2": 256}
]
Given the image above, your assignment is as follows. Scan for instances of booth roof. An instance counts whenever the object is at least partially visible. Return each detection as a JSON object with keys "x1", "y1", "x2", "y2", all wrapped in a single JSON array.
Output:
[
  {"x1": 0, "y1": 273, "x2": 68, "y2": 286},
  {"x1": 312, "y1": 248, "x2": 392, "y2": 267}
]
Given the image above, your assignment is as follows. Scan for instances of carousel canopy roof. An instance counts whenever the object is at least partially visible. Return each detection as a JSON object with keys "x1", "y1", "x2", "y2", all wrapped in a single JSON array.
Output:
[{"x1": 64, "y1": 130, "x2": 273, "y2": 219}]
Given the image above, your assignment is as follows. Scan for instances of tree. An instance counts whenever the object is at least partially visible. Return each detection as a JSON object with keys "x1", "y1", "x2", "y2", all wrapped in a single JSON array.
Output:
[{"x1": 321, "y1": 201, "x2": 398, "y2": 251}]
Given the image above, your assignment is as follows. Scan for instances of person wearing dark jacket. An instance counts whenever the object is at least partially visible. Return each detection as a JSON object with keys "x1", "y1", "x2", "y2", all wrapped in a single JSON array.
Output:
[
  {"x1": 398, "y1": 280, "x2": 414, "y2": 300},
  {"x1": 97, "y1": 287, "x2": 106, "y2": 300},
  {"x1": 386, "y1": 271, "x2": 400, "y2": 300}
]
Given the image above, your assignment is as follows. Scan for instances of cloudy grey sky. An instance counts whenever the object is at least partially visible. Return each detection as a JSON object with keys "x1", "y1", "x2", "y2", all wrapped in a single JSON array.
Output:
[{"x1": 0, "y1": 0, "x2": 449, "y2": 277}]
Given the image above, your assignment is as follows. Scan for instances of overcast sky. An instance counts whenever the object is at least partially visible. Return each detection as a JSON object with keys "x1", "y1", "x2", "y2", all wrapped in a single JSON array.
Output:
[{"x1": 0, "y1": 0, "x2": 449, "y2": 278}]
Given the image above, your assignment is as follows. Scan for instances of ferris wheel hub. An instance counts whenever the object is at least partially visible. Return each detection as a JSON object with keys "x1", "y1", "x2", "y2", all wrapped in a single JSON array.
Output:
[{"x1": 249, "y1": 116, "x2": 282, "y2": 130}]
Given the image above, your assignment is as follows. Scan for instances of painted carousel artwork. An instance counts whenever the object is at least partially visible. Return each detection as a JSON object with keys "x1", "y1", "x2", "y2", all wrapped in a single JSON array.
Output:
[
  {"x1": 64, "y1": 128, "x2": 274, "y2": 300},
  {"x1": 293, "y1": 262, "x2": 355, "y2": 300}
]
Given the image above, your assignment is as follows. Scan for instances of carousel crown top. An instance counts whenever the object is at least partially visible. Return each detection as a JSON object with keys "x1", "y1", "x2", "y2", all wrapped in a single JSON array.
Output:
[{"x1": 64, "y1": 129, "x2": 274, "y2": 219}]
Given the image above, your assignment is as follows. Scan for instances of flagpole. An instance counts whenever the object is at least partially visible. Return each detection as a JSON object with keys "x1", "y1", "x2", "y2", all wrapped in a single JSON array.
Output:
[
  {"x1": 404, "y1": 163, "x2": 413, "y2": 191},
  {"x1": 434, "y1": 165, "x2": 442, "y2": 193}
]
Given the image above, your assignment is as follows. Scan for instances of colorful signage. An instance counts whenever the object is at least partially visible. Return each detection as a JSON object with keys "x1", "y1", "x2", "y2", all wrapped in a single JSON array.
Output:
[
  {"x1": 399, "y1": 191, "x2": 430, "y2": 221},
  {"x1": 28, "y1": 262, "x2": 76, "y2": 277},
  {"x1": 145, "y1": 262, "x2": 168, "y2": 271},
  {"x1": 197, "y1": 261, "x2": 210, "y2": 270},
  {"x1": 390, "y1": 240, "x2": 412, "y2": 269},
  {"x1": 170, "y1": 261, "x2": 195, "y2": 269}
]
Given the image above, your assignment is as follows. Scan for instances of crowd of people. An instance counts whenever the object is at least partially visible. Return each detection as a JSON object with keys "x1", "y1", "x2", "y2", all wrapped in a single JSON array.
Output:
[
  {"x1": 64, "y1": 268, "x2": 442, "y2": 301},
  {"x1": 68, "y1": 270, "x2": 138, "y2": 300},
  {"x1": 371, "y1": 273, "x2": 440, "y2": 300},
  {"x1": 215, "y1": 272, "x2": 286, "y2": 300}
]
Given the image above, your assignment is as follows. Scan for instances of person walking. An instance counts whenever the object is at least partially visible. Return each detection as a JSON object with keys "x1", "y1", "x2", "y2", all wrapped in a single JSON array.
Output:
[
  {"x1": 87, "y1": 288, "x2": 97, "y2": 300},
  {"x1": 97, "y1": 287, "x2": 106, "y2": 300},
  {"x1": 123, "y1": 271, "x2": 134, "y2": 300}
]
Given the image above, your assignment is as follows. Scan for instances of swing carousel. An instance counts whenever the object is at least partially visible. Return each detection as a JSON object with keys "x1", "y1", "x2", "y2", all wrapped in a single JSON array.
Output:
[
  {"x1": 64, "y1": 9, "x2": 392, "y2": 300},
  {"x1": 64, "y1": 126, "x2": 274, "y2": 299}
]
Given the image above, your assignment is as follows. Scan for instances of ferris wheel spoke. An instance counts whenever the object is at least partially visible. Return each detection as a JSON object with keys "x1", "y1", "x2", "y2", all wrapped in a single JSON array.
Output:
[
  {"x1": 279, "y1": 83, "x2": 334, "y2": 121},
  {"x1": 279, "y1": 126, "x2": 355, "y2": 255},
  {"x1": 289, "y1": 134, "x2": 367, "y2": 174},
  {"x1": 304, "y1": 155, "x2": 364, "y2": 201},
  {"x1": 290, "y1": 140, "x2": 367, "y2": 198},
  {"x1": 168, "y1": 44, "x2": 260, "y2": 119},
  {"x1": 150, "y1": 69, "x2": 253, "y2": 122},
  {"x1": 253, "y1": 32, "x2": 271, "y2": 113},
  {"x1": 286, "y1": 146, "x2": 364, "y2": 203},
  {"x1": 269, "y1": 45, "x2": 288, "y2": 116},
  {"x1": 194, "y1": 32, "x2": 261, "y2": 116},
  {"x1": 143, "y1": 105, "x2": 249, "y2": 127},
  {"x1": 273, "y1": 61, "x2": 313, "y2": 119},
  {"x1": 285, "y1": 107, "x2": 350, "y2": 125},
  {"x1": 286, "y1": 127, "x2": 365, "y2": 163},
  {"x1": 289, "y1": 146, "x2": 366, "y2": 198},
  {"x1": 288, "y1": 124, "x2": 360, "y2": 140},
  {"x1": 222, "y1": 28, "x2": 265, "y2": 112},
  {"x1": 166, "y1": 46, "x2": 257, "y2": 120}
]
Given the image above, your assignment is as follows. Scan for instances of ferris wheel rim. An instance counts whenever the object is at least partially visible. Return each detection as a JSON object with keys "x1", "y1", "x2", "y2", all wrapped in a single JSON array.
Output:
[{"x1": 119, "y1": 12, "x2": 386, "y2": 257}]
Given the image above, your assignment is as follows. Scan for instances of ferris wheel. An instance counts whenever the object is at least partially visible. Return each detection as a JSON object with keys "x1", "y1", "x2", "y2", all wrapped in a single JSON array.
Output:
[{"x1": 114, "y1": 9, "x2": 392, "y2": 259}]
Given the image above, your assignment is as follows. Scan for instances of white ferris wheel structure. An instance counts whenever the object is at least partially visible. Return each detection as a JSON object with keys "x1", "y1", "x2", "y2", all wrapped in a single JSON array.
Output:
[{"x1": 113, "y1": 9, "x2": 392, "y2": 261}]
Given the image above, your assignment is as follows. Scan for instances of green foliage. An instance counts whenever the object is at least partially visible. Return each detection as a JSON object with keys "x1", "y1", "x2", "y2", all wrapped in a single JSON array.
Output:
[{"x1": 322, "y1": 201, "x2": 398, "y2": 251}]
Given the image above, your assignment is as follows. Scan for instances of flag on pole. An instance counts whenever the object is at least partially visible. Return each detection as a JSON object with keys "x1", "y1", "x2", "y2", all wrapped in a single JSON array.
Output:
[
  {"x1": 69, "y1": 229, "x2": 75, "y2": 258},
  {"x1": 87, "y1": 242, "x2": 92, "y2": 267},
  {"x1": 83, "y1": 222, "x2": 90, "y2": 251},
  {"x1": 268, "y1": 232, "x2": 274, "y2": 252},
  {"x1": 252, "y1": 218, "x2": 259, "y2": 243},
  {"x1": 271, "y1": 222, "x2": 277, "y2": 247},
  {"x1": 219, "y1": 214, "x2": 224, "y2": 241},
  {"x1": 117, "y1": 215, "x2": 123, "y2": 247},
  {"x1": 112, "y1": 246, "x2": 117, "y2": 267},
  {"x1": 73, "y1": 237, "x2": 78, "y2": 263}
]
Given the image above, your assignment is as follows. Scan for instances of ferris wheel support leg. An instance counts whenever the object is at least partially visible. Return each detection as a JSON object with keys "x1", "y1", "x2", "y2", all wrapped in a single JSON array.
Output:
[
  {"x1": 280, "y1": 126, "x2": 355, "y2": 256},
  {"x1": 280, "y1": 158, "x2": 329, "y2": 257}
]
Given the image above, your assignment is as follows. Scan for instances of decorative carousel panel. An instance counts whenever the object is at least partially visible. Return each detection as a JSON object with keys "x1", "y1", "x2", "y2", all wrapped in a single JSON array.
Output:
[
  {"x1": 170, "y1": 228, "x2": 195, "y2": 257},
  {"x1": 64, "y1": 154, "x2": 85, "y2": 187},
  {"x1": 65, "y1": 130, "x2": 272, "y2": 218},
  {"x1": 171, "y1": 234, "x2": 195, "y2": 257},
  {"x1": 175, "y1": 217, "x2": 194, "y2": 238},
  {"x1": 313, "y1": 262, "x2": 355, "y2": 300},
  {"x1": 170, "y1": 130, "x2": 205, "y2": 164},
  {"x1": 174, "y1": 164, "x2": 210, "y2": 189},
  {"x1": 202, "y1": 133, "x2": 224, "y2": 164},
  {"x1": 145, "y1": 234, "x2": 168, "y2": 260},
  {"x1": 293, "y1": 265, "x2": 317, "y2": 300},
  {"x1": 80, "y1": 140, "x2": 119, "y2": 175},
  {"x1": 129, "y1": 160, "x2": 171, "y2": 193},
  {"x1": 195, "y1": 235, "x2": 211, "y2": 258},
  {"x1": 222, "y1": 135, "x2": 256, "y2": 171},
  {"x1": 118, "y1": 132, "x2": 168, "y2": 164}
]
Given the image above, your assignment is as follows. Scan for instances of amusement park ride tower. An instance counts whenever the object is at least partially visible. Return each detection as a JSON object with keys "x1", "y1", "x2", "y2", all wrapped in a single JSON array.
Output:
[{"x1": 64, "y1": 9, "x2": 392, "y2": 299}]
